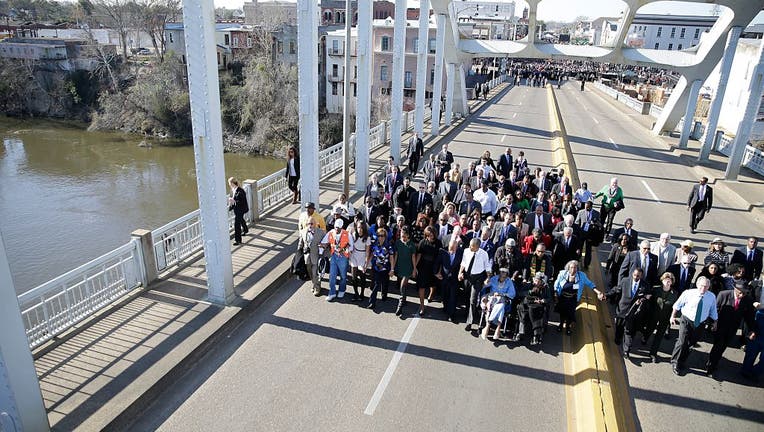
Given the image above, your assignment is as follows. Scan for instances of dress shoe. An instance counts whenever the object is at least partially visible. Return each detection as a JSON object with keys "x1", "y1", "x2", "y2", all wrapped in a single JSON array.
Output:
[
  {"x1": 395, "y1": 306, "x2": 403, "y2": 316},
  {"x1": 672, "y1": 365, "x2": 681, "y2": 376},
  {"x1": 557, "y1": 324, "x2": 563, "y2": 333},
  {"x1": 464, "y1": 324, "x2": 473, "y2": 332},
  {"x1": 650, "y1": 355, "x2": 659, "y2": 364},
  {"x1": 622, "y1": 351, "x2": 630, "y2": 360},
  {"x1": 690, "y1": 228, "x2": 695, "y2": 234},
  {"x1": 233, "y1": 242, "x2": 241, "y2": 246},
  {"x1": 418, "y1": 309, "x2": 426, "y2": 317},
  {"x1": 566, "y1": 328, "x2": 572, "y2": 335},
  {"x1": 367, "y1": 303, "x2": 376, "y2": 310}
]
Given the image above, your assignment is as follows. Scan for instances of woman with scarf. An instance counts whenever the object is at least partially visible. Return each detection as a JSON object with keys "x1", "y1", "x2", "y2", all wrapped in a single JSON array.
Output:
[{"x1": 553, "y1": 260, "x2": 605, "y2": 335}]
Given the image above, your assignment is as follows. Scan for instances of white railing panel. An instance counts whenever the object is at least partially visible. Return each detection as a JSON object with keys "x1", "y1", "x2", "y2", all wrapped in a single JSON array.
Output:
[
  {"x1": 151, "y1": 210, "x2": 203, "y2": 272},
  {"x1": 649, "y1": 104, "x2": 664, "y2": 119},
  {"x1": 18, "y1": 240, "x2": 143, "y2": 349},
  {"x1": 319, "y1": 141, "x2": 344, "y2": 178},
  {"x1": 255, "y1": 170, "x2": 291, "y2": 216}
]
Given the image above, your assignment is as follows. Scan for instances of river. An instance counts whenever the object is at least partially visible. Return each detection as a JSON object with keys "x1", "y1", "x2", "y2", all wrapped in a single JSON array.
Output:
[{"x1": 0, "y1": 117, "x2": 284, "y2": 294}]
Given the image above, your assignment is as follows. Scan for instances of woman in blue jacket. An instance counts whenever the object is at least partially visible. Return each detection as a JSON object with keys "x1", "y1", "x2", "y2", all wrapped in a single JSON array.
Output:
[{"x1": 553, "y1": 260, "x2": 606, "y2": 335}]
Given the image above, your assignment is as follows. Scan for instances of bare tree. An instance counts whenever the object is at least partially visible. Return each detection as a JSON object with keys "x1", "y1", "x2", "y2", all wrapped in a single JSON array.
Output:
[
  {"x1": 136, "y1": 0, "x2": 180, "y2": 62},
  {"x1": 92, "y1": 0, "x2": 133, "y2": 58}
]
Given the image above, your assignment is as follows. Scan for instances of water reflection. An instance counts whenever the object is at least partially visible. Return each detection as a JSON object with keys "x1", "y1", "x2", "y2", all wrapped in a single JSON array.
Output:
[{"x1": 0, "y1": 117, "x2": 283, "y2": 293}]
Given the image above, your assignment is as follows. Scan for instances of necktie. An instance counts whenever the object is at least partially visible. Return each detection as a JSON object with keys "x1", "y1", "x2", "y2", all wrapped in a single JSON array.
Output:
[
  {"x1": 626, "y1": 229, "x2": 630, "y2": 236},
  {"x1": 566, "y1": 238, "x2": 570, "y2": 249},
  {"x1": 419, "y1": 193, "x2": 424, "y2": 208},
  {"x1": 694, "y1": 296, "x2": 704, "y2": 327},
  {"x1": 750, "y1": 250, "x2": 755, "y2": 262},
  {"x1": 680, "y1": 269, "x2": 686, "y2": 287},
  {"x1": 632, "y1": 283, "x2": 638, "y2": 297},
  {"x1": 699, "y1": 186, "x2": 704, "y2": 201},
  {"x1": 537, "y1": 215, "x2": 542, "y2": 230},
  {"x1": 734, "y1": 297, "x2": 740, "y2": 311},
  {"x1": 641, "y1": 254, "x2": 646, "y2": 270}
]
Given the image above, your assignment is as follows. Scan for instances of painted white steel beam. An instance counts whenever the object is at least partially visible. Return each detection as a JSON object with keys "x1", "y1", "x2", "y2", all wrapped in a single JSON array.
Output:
[
  {"x1": 430, "y1": 13, "x2": 446, "y2": 136},
  {"x1": 726, "y1": 39, "x2": 764, "y2": 180},
  {"x1": 297, "y1": 0, "x2": 320, "y2": 204},
  {"x1": 414, "y1": 0, "x2": 430, "y2": 137},
  {"x1": 390, "y1": 0, "x2": 408, "y2": 164},
  {"x1": 679, "y1": 79, "x2": 702, "y2": 149},
  {"x1": 355, "y1": 0, "x2": 372, "y2": 192},
  {"x1": 181, "y1": 0, "x2": 234, "y2": 304}
]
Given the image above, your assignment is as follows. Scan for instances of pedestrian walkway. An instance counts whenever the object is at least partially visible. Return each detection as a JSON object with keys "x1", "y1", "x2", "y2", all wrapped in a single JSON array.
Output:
[{"x1": 34, "y1": 81, "x2": 513, "y2": 431}]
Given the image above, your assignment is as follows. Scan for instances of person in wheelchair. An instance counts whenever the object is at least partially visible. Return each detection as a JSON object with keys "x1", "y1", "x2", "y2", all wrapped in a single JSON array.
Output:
[
  {"x1": 479, "y1": 268, "x2": 516, "y2": 340},
  {"x1": 516, "y1": 272, "x2": 552, "y2": 345}
]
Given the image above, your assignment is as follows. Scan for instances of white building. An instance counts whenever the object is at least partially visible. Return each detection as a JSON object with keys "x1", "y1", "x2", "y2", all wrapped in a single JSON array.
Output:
[
  {"x1": 703, "y1": 38, "x2": 764, "y2": 142},
  {"x1": 324, "y1": 18, "x2": 439, "y2": 114},
  {"x1": 626, "y1": 14, "x2": 717, "y2": 50}
]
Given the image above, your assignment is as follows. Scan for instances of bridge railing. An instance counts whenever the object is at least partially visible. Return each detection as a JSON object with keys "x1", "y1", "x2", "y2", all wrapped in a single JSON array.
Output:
[
  {"x1": 715, "y1": 132, "x2": 764, "y2": 176},
  {"x1": 649, "y1": 103, "x2": 664, "y2": 119},
  {"x1": 18, "y1": 239, "x2": 145, "y2": 350}
]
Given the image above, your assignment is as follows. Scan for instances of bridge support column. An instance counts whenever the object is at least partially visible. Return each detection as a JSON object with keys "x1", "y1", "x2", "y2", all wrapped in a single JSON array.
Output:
[
  {"x1": 390, "y1": 0, "x2": 407, "y2": 164},
  {"x1": 678, "y1": 79, "x2": 702, "y2": 149},
  {"x1": 430, "y1": 13, "x2": 445, "y2": 136},
  {"x1": 297, "y1": 0, "x2": 320, "y2": 205},
  {"x1": 0, "y1": 231, "x2": 50, "y2": 432},
  {"x1": 652, "y1": 76, "x2": 688, "y2": 135},
  {"x1": 700, "y1": 26, "x2": 742, "y2": 162},
  {"x1": 445, "y1": 62, "x2": 455, "y2": 126},
  {"x1": 341, "y1": 0, "x2": 353, "y2": 197},
  {"x1": 355, "y1": 0, "x2": 372, "y2": 192},
  {"x1": 181, "y1": 0, "x2": 234, "y2": 304},
  {"x1": 458, "y1": 64, "x2": 469, "y2": 115},
  {"x1": 725, "y1": 39, "x2": 764, "y2": 181},
  {"x1": 414, "y1": 0, "x2": 429, "y2": 137}
]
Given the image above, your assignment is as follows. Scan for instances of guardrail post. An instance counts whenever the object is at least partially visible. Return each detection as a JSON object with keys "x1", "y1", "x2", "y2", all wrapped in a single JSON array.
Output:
[
  {"x1": 253, "y1": 180, "x2": 263, "y2": 221},
  {"x1": 131, "y1": 229, "x2": 158, "y2": 285},
  {"x1": 713, "y1": 130, "x2": 724, "y2": 151},
  {"x1": 243, "y1": 179, "x2": 256, "y2": 223}
]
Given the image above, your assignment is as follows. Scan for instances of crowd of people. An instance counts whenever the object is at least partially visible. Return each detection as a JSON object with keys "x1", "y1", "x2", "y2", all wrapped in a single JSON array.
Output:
[{"x1": 290, "y1": 79, "x2": 763, "y2": 383}]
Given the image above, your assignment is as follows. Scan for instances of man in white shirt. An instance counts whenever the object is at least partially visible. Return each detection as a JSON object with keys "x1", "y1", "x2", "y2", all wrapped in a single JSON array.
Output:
[
  {"x1": 670, "y1": 276, "x2": 718, "y2": 375},
  {"x1": 474, "y1": 180, "x2": 498, "y2": 218},
  {"x1": 459, "y1": 238, "x2": 491, "y2": 332}
]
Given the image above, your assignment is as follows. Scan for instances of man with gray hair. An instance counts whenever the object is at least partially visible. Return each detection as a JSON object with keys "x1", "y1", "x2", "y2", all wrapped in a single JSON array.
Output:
[
  {"x1": 670, "y1": 276, "x2": 718, "y2": 376},
  {"x1": 619, "y1": 239, "x2": 659, "y2": 286},
  {"x1": 651, "y1": 233, "x2": 677, "y2": 275}
]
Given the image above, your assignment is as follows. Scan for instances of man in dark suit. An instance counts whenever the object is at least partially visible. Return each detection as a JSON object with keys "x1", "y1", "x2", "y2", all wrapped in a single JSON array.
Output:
[
  {"x1": 408, "y1": 181, "x2": 433, "y2": 222},
  {"x1": 359, "y1": 196, "x2": 382, "y2": 226},
  {"x1": 458, "y1": 191, "x2": 482, "y2": 217},
  {"x1": 436, "y1": 143, "x2": 454, "y2": 172},
  {"x1": 611, "y1": 218, "x2": 639, "y2": 251},
  {"x1": 515, "y1": 175, "x2": 538, "y2": 199},
  {"x1": 551, "y1": 176, "x2": 573, "y2": 198},
  {"x1": 668, "y1": 256, "x2": 696, "y2": 294},
  {"x1": 687, "y1": 177, "x2": 713, "y2": 234},
  {"x1": 524, "y1": 205, "x2": 553, "y2": 235},
  {"x1": 533, "y1": 170, "x2": 552, "y2": 194},
  {"x1": 394, "y1": 176, "x2": 416, "y2": 213},
  {"x1": 497, "y1": 147, "x2": 514, "y2": 178},
  {"x1": 462, "y1": 219, "x2": 483, "y2": 247},
  {"x1": 228, "y1": 177, "x2": 249, "y2": 245},
  {"x1": 434, "y1": 239, "x2": 463, "y2": 322},
  {"x1": 438, "y1": 172, "x2": 458, "y2": 202},
  {"x1": 706, "y1": 284, "x2": 757, "y2": 376},
  {"x1": 551, "y1": 227, "x2": 581, "y2": 271},
  {"x1": 385, "y1": 166, "x2": 403, "y2": 197},
  {"x1": 461, "y1": 161, "x2": 478, "y2": 186},
  {"x1": 731, "y1": 237, "x2": 763, "y2": 282},
  {"x1": 609, "y1": 268, "x2": 652, "y2": 357},
  {"x1": 434, "y1": 215, "x2": 455, "y2": 248},
  {"x1": 574, "y1": 200, "x2": 602, "y2": 268},
  {"x1": 453, "y1": 183, "x2": 472, "y2": 206},
  {"x1": 619, "y1": 240, "x2": 659, "y2": 286},
  {"x1": 407, "y1": 133, "x2": 424, "y2": 173}
]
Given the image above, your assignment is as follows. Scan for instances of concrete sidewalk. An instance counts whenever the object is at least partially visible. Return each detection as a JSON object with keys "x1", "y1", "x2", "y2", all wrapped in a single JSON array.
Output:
[
  {"x1": 589, "y1": 83, "x2": 764, "y2": 221},
  {"x1": 35, "y1": 81, "x2": 514, "y2": 431}
]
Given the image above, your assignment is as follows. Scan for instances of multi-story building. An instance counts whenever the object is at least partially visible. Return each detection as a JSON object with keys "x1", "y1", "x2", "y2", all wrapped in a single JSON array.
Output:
[
  {"x1": 319, "y1": 0, "x2": 397, "y2": 27},
  {"x1": 165, "y1": 23, "x2": 247, "y2": 69},
  {"x1": 324, "y1": 17, "x2": 438, "y2": 114},
  {"x1": 243, "y1": 0, "x2": 297, "y2": 26},
  {"x1": 625, "y1": 14, "x2": 717, "y2": 50}
]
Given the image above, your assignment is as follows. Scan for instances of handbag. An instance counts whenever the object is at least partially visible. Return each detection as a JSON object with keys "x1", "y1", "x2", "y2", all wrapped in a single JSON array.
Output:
[{"x1": 613, "y1": 200, "x2": 625, "y2": 211}]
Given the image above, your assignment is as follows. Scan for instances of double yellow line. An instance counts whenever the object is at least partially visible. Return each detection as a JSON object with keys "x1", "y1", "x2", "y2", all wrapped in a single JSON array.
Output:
[{"x1": 546, "y1": 85, "x2": 637, "y2": 432}]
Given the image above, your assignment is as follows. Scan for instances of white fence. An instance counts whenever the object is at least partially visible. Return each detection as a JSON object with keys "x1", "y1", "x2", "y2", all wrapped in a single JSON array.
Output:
[
  {"x1": 649, "y1": 104, "x2": 664, "y2": 119},
  {"x1": 18, "y1": 240, "x2": 145, "y2": 349},
  {"x1": 715, "y1": 133, "x2": 764, "y2": 176},
  {"x1": 21, "y1": 75, "x2": 509, "y2": 349}
]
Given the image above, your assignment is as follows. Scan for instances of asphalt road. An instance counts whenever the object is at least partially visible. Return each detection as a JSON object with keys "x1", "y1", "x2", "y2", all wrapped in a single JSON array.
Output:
[
  {"x1": 131, "y1": 84, "x2": 569, "y2": 432},
  {"x1": 555, "y1": 81, "x2": 764, "y2": 431}
]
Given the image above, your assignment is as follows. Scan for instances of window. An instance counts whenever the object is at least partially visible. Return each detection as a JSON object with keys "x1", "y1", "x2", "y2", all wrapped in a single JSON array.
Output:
[
  {"x1": 430, "y1": 68, "x2": 435, "y2": 85},
  {"x1": 354, "y1": 65, "x2": 357, "y2": 78},
  {"x1": 353, "y1": 83, "x2": 357, "y2": 97},
  {"x1": 670, "y1": 27, "x2": 675, "y2": 38},
  {"x1": 381, "y1": 88, "x2": 390, "y2": 95},
  {"x1": 169, "y1": 32, "x2": 174, "y2": 43},
  {"x1": 332, "y1": 82, "x2": 338, "y2": 95},
  {"x1": 289, "y1": 41, "x2": 295, "y2": 54},
  {"x1": 413, "y1": 37, "x2": 418, "y2": 53},
  {"x1": 380, "y1": 65, "x2": 388, "y2": 81},
  {"x1": 668, "y1": 43, "x2": 673, "y2": 50},
  {"x1": 225, "y1": 34, "x2": 230, "y2": 45},
  {"x1": 332, "y1": 39, "x2": 338, "y2": 54},
  {"x1": 404, "y1": 71, "x2": 413, "y2": 88},
  {"x1": 278, "y1": 41, "x2": 283, "y2": 53},
  {"x1": 232, "y1": 37, "x2": 239, "y2": 48},
  {"x1": 694, "y1": 28, "x2": 700, "y2": 39},
  {"x1": 680, "y1": 28, "x2": 686, "y2": 39},
  {"x1": 247, "y1": 37, "x2": 253, "y2": 48},
  {"x1": 381, "y1": 36, "x2": 390, "y2": 51},
  {"x1": 654, "y1": 43, "x2": 659, "y2": 49},
  {"x1": 332, "y1": 64, "x2": 338, "y2": 77},
  {"x1": 657, "y1": 27, "x2": 662, "y2": 37},
  {"x1": 678, "y1": 44, "x2": 683, "y2": 50},
  {"x1": 428, "y1": 38, "x2": 436, "y2": 53}
]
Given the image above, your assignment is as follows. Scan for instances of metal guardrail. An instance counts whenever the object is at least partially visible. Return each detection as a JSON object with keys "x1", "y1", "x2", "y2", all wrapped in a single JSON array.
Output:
[
  {"x1": 649, "y1": 104, "x2": 664, "y2": 119},
  {"x1": 18, "y1": 240, "x2": 144, "y2": 349},
  {"x1": 152, "y1": 209, "x2": 204, "y2": 273},
  {"x1": 716, "y1": 133, "x2": 764, "y2": 176}
]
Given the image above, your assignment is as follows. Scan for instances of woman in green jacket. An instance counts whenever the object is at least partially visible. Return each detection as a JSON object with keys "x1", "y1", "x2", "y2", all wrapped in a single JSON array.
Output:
[{"x1": 594, "y1": 177, "x2": 624, "y2": 237}]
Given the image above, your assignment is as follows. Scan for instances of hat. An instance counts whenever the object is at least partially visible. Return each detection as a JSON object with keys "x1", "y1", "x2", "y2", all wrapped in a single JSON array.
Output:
[
  {"x1": 334, "y1": 219, "x2": 344, "y2": 229},
  {"x1": 711, "y1": 237, "x2": 724, "y2": 244},
  {"x1": 499, "y1": 267, "x2": 510, "y2": 274},
  {"x1": 333, "y1": 206, "x2": 343, "y2": 214},
  {"x1": 533, "y1": 272, "x2": 547, "y2": 283},
  {"x1": 681, "y1": 239, "x2": 694, "y2": 248},
  {"x1": 506, "y1": 238, "x2": 516, "y2": 247},
  {"x1": 305, "y1": 202, "x2": 315, "y2": 209}
]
